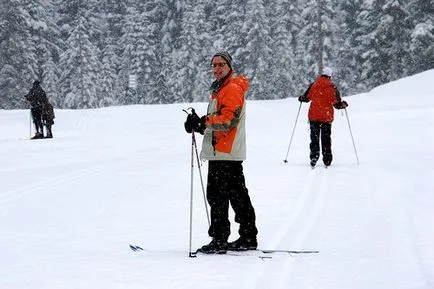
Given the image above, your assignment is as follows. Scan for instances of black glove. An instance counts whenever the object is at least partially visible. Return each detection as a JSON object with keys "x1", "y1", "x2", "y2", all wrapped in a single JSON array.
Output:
[
  {"x1": 334, "y1": 100, "x2": 348, "y2": 109},
  {"x1": 298, "y1": 95, "x2": 309, "y2": 102},
  {"x1": 184, "y1": 110, "x2": 206, "y2": 134},
  {"x1": 196, "y1": 115, "x2": 207, "y2": 135}
]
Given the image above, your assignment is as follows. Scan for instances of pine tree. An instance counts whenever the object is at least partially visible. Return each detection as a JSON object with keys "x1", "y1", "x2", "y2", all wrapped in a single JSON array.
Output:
[
  {"x1": 26, "y1": 0, "x2": 61, "y2": 106},
  {"x1": 42, "y1": 57, "x2": 60, "y2": 107},
  {"x1": 360, "y1": 0, "x2": 411, "y2": 87},
  {"x1": 99, "y1": 36, "x2": 119, "y2": 107},
  {"x1": 241, "y1": 0, "x2": 273, "y2": 100},
  {"x1": 299, "y1": 0, "x2": 322, "y2": 81},
  {"x1": 118, "y1": 0, "x2": 139, "y2": 105},
  {"x1": 153, "y1": 0, "x2": 183, "y2": 104},
  {"x1": 406, "y1": 0, "x2": 434, "y2": 75},
  {"x1": 95, "y1": 0, "x2": 127, "y2": 106},
  {"x1": 0, "y1": 0, "x2": 38, "y2": 108},
  {"x1": 337, "y1": 0, "x2": 364, "y2": 94},
  {"x1": 58, "y1": 0, "x2": 101, "y2": 108},
  {"x1": 189, "y1": 1, "x2": 213, "y2": 103},
  {"x1": 266, "y1": 0, "x2": 299, "y2": 99}
]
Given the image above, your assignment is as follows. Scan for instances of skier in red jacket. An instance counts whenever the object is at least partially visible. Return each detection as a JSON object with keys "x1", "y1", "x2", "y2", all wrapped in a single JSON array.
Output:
[{"x1": 298, "y1": 67, "x2": 348, "y2": 167}]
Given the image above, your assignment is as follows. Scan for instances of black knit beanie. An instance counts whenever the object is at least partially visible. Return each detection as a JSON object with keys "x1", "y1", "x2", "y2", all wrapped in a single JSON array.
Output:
[{"x1": 211, "y1": 51, "x2": 233, "y2": 70}]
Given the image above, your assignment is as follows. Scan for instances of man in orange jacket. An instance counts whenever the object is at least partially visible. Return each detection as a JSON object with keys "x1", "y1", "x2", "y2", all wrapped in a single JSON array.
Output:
[
  {"x1": 298, "y1": 67, "x2": 348, "y2": 168},
  {"x1": 185, "y1": 52, "x2": 258, "y2": 254}
]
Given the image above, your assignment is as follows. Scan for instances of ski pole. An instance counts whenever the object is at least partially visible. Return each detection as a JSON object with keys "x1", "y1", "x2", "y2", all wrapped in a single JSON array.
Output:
[
  {"x1": 183, "y1": 108, "x2": 210, "y2": 226},
  {"x1": 29, "y1": 109, "x2": 32, "y2": 138},
  {"x1": 344, "y1": 108, "x2": 360, "y2": 165},
  {"x1": 283, "y1": 102, "x2": 302, "y2": 163},
  {"x1": 188, "y1": 131, "x2": 196, "y2": 257},
  {"x1": 192, "y1": 132, "x2": 210, "y2": 226},
  {"x1": 184, "y1": 107, "x2": 210, "y2": 257}
]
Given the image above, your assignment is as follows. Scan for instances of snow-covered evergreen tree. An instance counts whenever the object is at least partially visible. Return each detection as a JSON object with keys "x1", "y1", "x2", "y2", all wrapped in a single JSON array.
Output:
[
  {"x1": 360, "y1": 0, "x2": 411, "y2": 87},
  {"x1": 241, "y1": 0, "x2": 273, "y2": 100},
  {"x1": 26, "y1": 0, "x2": 61, "y2": 105},
  {"x1": 58, "y1": 1, "x2": 101, "y2": 108},
  {"x1": 337, "y1": 0, "x2": 364, "y2": 94},
  {"x1": 406, "y1": 0, "x2": 434, "y2": 75},
  {"x1": 99, "y1": 36, "x2": 119, "y2": 107},
  {"x1": 0, "y1": 0, "x2": 46, "y2": 108},
  {"x1": 266, "y1": 1, "x2": 300, "y2": 99}
]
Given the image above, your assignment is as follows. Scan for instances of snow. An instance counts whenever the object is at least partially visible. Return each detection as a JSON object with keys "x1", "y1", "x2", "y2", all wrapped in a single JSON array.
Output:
[{"x1": 1, "y1": 70, "x2": 433, "y2": 289}]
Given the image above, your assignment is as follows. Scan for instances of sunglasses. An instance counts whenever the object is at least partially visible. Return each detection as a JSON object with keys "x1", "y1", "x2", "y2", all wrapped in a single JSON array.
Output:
[{"x1": 211, "y1": 62, "x2": 227, "y2": 68}]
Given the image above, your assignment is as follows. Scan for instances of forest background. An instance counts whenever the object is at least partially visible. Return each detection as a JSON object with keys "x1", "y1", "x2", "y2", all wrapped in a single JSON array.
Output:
[{"x1": 0, "y1": 0, "x2": 433, "y2": 109}]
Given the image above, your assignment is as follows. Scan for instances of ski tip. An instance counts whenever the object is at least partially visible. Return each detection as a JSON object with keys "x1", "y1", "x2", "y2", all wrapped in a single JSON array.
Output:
[{"x1": 129, "y1": 244, "x2": 143, "y2": 251}]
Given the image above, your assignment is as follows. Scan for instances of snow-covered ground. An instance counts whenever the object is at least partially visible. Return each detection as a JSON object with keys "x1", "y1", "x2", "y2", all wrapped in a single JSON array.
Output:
[{"x1": 1, "y1": 70, "x2": 433, "y2": 289}]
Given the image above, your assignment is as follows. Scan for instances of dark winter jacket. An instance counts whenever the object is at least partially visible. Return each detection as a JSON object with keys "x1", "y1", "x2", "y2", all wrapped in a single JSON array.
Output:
[{"x1": 25, "y1": 85, "x2": 48, "y2": 109}]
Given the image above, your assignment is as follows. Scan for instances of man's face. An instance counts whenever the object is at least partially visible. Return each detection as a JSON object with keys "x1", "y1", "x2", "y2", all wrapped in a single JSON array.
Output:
[{"x1": 211, "y1": 56, "x2": 231, "y2": 81}]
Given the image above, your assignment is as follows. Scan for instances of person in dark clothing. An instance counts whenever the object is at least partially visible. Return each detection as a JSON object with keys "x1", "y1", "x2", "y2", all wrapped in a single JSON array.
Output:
[
  {"x1": 41, "y1": 102, "x2": 55, "y2": 138},
  {"x1": 298, "y1": 67, "x2": 348, "y2": 167},
  {"x1": 184, "y1": 51, "x2": 258, "y2": 254},
  {"x1": 25, "y1": 80, "x2": 54, "y2": 139}
]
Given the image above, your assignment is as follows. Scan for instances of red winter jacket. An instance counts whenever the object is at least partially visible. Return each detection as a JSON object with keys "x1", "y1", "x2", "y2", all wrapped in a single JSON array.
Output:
[{"x1": 303, "y1": 76, "x2": 341, "y2": 122}]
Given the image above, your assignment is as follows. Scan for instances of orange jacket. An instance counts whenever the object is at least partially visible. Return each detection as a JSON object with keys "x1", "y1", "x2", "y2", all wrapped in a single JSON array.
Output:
[
  {"x1": 200, "y1": 73, "x2": 248, "y2": 161},
  {"x1": 304, "y1": 76, "x2": 340, "y2": 122}
]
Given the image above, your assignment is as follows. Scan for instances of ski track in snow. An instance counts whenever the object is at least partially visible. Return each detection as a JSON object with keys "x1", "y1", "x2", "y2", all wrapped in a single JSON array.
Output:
[
  {"x1": 252, "y1": 166, "x2": 327, "y2": 288},
  {"x1": 0, "y1": 152, "x2": 148, "y2": 205}
]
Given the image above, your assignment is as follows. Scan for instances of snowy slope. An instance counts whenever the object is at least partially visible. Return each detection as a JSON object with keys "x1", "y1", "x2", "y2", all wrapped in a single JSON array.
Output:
[{"x1": 0, "y1": 70, "x2": 433, "y2": 289}]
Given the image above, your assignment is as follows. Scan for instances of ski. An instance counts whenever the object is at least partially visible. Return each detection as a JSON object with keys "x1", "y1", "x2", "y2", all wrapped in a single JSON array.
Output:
[
  {"x1": 259, "y1": 249, "x2": 319, "y2": 254},
  {"x1": 192, "y1": 249, "x2": 319, "y2": 259},
  {"x1": 129, "y1": 244, "x2": 318, "y2": 259},
  {"x1": 192, "y1": 250, "x2": 271, "y2": 259}
]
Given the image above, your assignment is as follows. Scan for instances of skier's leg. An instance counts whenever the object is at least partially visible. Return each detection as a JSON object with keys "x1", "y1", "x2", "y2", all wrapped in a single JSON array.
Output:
[
  {"x1": 206, "y1": 161, "x2": 230, "y2": 242},
  {"x1": 227, "y1": 161, "x2": 258, "y2": 240},
  {"x1": 31, "y1": 108, "x2": 39, "y2": 133},
  {"x1": 321, "y1": 122, "x2": 333, "y2": 166},
  {"x1": 46, "y1": 123, "x2": 53, "y2": 138},
  {"x1": 309, "y1": 121, "x2": 321, "y2": 166},
  {"x1": 31, "y1": 108, "x2": 43, "y2": 138}
]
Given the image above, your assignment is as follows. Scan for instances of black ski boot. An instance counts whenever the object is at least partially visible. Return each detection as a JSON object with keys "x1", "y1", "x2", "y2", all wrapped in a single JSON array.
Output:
[
  {"x1": 31, "y1": 132, "x2": 43, "y2": 139},
  {"x1": 197, "y1": 239, "x2": 228, "y2": 254},
  {"x1": 45, "y1": 126, "x2": 53, "y2": 138},
  {"x1": 323, "y1": 155, "x2": 332, "y2": 167},
  {"x1": 310, "y1": 158, "x2": 318, "y2": 168},
  {"x1": 228, "y1": 237, "x2": 257, "y2": 251}
]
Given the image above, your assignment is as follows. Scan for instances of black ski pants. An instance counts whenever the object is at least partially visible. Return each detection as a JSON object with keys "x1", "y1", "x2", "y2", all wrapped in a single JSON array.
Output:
[
  {"x1": 207, "y1": 160, "x2": 258, "y2": 242},
  {"x1": 31, "y1": 107, "x2": 43, "y2": 134},
  {"x1": 309, "y1": 121, "x2": 333, "y2": 165}
]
